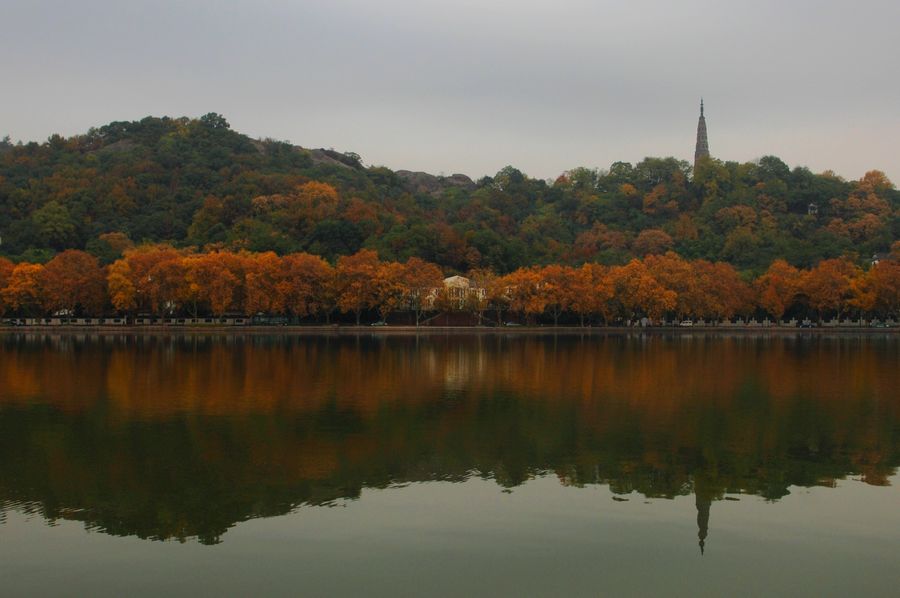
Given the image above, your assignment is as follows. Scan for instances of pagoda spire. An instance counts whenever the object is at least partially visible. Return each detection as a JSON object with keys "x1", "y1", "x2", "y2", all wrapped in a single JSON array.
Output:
[
  {"x1": 694, "y1": 98, "x2": 709, "y2": 168},
  {"x1": 696, "y1": 493, "x2": 711, "y2": 555}
]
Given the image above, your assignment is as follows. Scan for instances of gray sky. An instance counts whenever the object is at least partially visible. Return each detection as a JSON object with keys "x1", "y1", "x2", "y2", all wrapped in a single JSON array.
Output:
[{"x1": 3, "y1": 0, "x2": 899, "y2": 182}]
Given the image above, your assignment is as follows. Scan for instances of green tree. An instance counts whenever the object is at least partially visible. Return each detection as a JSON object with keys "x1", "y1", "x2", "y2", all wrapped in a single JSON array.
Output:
[{"x1": 32, "y1": 201, "x2": 76, "y2": 250}]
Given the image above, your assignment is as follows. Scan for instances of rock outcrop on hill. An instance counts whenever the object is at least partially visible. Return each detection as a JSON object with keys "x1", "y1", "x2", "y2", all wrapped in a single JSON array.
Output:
[{"x1": 395, "y1": 170, "x2": 476, "y2": 195}]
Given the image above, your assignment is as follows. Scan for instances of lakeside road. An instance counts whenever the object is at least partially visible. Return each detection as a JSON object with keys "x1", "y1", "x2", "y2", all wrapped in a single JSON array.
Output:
[{"x1": 1, "y1": 325, "x2": 898, "y2": 336}]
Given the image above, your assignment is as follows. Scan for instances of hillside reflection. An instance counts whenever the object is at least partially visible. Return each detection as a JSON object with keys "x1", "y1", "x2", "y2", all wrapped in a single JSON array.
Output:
[{"x1": 0, "y1": 333, "x2": 897, "y2": 545}]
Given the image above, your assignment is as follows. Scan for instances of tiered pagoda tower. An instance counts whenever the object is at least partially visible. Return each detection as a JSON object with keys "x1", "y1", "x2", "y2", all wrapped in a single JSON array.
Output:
[{"x1": 694, "y1": 99, "x2": 709, "y2": 168}]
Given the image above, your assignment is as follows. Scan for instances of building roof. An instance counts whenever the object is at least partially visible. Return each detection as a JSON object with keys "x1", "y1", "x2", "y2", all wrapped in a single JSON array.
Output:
[{"x1": 443, "y1": 275, "x2": 471, "y2": 288}]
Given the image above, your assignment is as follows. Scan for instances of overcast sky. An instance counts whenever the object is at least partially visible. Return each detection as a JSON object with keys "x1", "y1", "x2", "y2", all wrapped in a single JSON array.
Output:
[{"x1": 3, "y1": 0, "x2": 899, "y2": 182}]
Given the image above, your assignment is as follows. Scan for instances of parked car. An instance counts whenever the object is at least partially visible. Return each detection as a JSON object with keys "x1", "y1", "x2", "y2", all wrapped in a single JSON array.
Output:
[
  {"x1": 504, "y1": 322, "x2": 522, "y2": 327},
  {"x1": 799, "y1": 320, "x2": 817, "y2": 328},
  {"x1": 370, "y1": 321, "x2": 388, "y2": 327},
  {"x1": 679, "y1": 320, "x2": 694, "y2": 327}
]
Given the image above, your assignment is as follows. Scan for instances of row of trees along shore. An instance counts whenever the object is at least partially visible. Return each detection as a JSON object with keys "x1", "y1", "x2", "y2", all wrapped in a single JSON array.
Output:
[{"x1": 2, "y1": 244, "x2": 899, "y2": 325}]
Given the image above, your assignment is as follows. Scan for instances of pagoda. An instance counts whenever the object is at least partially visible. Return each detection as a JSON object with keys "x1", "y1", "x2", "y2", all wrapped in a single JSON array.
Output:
[{"x1": 694, "y1": 99, "x2": 710, "y2": 168}]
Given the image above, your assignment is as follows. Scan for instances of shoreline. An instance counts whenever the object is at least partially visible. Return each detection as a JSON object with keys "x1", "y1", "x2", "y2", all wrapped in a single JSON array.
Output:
[{"x1": 1, "y1": 325, "x2": 897, "y2": 336}]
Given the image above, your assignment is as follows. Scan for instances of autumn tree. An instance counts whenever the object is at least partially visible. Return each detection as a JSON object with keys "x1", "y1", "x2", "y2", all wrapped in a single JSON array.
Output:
[
  {"x1": 848, "y1": 270, "x2": 877, "y2": 315},
  {"x1": 538, "y1": 264, "x2": 576, "y2": 326},
  {"x1": 147, "y1": 258, "x2": 189, "y2": 316},
  {"x1": 40, "y1": 250, "x2": 107, "y2": 316},
  {"x1": 399, "y1": 257, "x2": 444, "y2": 326},
  {"x1": 571, "y1": 223, "x2": 629, "y2": 262},
  {"x1": 0, "y1": 257, "x2": 13, "y2": 315},
  {"x1": 503, "y1": 267, "x2": 546, "y2": 324},
  {"x1": 87, "y1": 231, "x2": 135, "y2": 264},
  {"x1": 183, "y1": 252, "x2": 243, "y2": 316},
  {"x1": 802, "y1": 258, "x2": 860, "y2": 320},
  {"x1": 644, "y1": 252, "x2": 701, "y2": 319},
  {"x1": 295, "y1": 181, "x2": 340, "y2": 220},
  {"x1": 107, "y1": 260, "x2": 137, "y2": 314},
  {"x1": 112, "y1": 244, "x2": 188, "y2": 315},
  {"x1": 464, "y1": 268, "x2": 496, "y2": 326},
  {"x1": 754, "y1": 259, "x2": 802, "y2": 321},
  {"x1": 486, "y1": 274, "x2": 512, "y2": 326},
  {"x1": 608, "y1": 260, "x2": 676, "y2": 321},
  {"x1": 1, "y1": 263, "x2": 45, "y2": 315},
  {"x1": 335, "y1": 249, "x2": 382, "y2": 325},
  {"x1": 696, "y1": 261, "x2": 751, "y2": 321},
  {"x1": 244, "y1": 252, "x2": 284, "y2": 316},
  {"x1": 277, "y1": 253, "x2": 334, "y2": 320},
  {"x1": 859, "y1": 261, "x2": 900, "y2": 318},
  {"x1": 100, "y1": 232, "x2": 135, "y2": 255},
  {"x1": 568, "y1": 263, "x2": 613, "y2": 326},
  {"x1": 632, "y1": 229, "x2": 674, "y2": 257},
  {"x1": 372, "y1": 260, "x2": 406, "y2": 321},
  {"x1": 252, "y1": 181, "x2": 340, "y2": 233}
]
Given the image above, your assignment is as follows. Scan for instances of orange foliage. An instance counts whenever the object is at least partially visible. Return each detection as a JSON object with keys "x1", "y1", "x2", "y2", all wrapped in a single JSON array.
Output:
[
  {"x1": 343, "y1": 198, "x2": 381, "y2": 233},
  {"x1": 538, "y1": 264, "x2": 577, "y2": 325},
  {"x1": 0, "y1": 257, "x2": 13, "y2": 315},
  {"x1": 501, "y1": 267, "x2": 546, "y2": 322},
  {"x1": 715, "y1": 205, "x2": 758, "y2": 230},
  {"x1": 609, "y1": 259, "x2": 676, "y2": 320},
  {"x1": 110, "y1": 244, "x2": 188, "y2": 314},
  {"x1": 754, "y1": 260, "x2": 802, "y2": 320},
  {"x1": 619, "y1": 183, "x2": 638, "y2": 197},
  {"x1": 701, "y1": 261, "x2": 752, "y2": 319},
  {"x1": 277, "y1": 253, "x2": 334, "y2": 318},
  {"x1": 632, "y1": 229, "x2": 674, "y2": 256},
  {"x1": 40, "y1": 250, "x2": 106, "y2": 315},
  {"x1": 572, "y1": 223, "x2": 629, "y2": 260},
  {"x1": 183, "y1": 252, "x2": 243, "y2": 316},
  {"x1": 3, "y1": 245, "x2": 900, "y2": 323},
  {"x1": 642, "y1": 184, "x2": 678, "y2": 215},
  {"x1": 863, "y1": 261, "x2": 900, "y2": 316},
  {"x1": 294, "y1": 181, "x2": 340, "y2": 220},
  {"x1": 243, "y1": 252, "x2": 284, "y2": 316},
  {"x1": 107, "y1": 260, "x2": 136, "y2": 313},
  {"x1": 645, "y1": 253, "x2": 699, "y2": 318},
  {"x1": 567, "y1": 263, "x2": 613, "y2": 325},
  {"x1": 1, "y1": 263, "x2": 45, "y2": 314},
  {"x1": 335, "y1": 249, "x2": 382, "y2": 325},
  {"x1": 373, "y1": 260, "x2": 406, "y2": 320},
  {"x1": 400, "y1": 257, "x2": 444, "y2": 325},
  {"x1": 673, "y1": 214, "x2": 699, "y2": 241},
  {"x1": 803, "y1": 258, "x2": 861, "y2": 317}
]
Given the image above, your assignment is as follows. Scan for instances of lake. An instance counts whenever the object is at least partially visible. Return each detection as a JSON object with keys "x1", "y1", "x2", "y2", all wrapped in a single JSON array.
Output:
[{"x1": 1, "y1": 332, "x2": 898, "y2": 596}]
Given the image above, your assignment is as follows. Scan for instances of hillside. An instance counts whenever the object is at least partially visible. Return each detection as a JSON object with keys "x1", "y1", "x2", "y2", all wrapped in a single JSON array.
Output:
[{"x1": 1, "y1": 113, "x2": 897, "y2": 274}]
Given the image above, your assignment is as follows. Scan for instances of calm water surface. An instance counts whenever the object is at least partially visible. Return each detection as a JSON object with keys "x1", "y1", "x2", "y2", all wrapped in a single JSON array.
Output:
[{"x1": 0, "y1": 332, "x2": 898, "y2": 596}]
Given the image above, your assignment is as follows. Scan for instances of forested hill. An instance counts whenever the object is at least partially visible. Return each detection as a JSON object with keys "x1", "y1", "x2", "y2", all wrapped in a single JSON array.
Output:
[{"x1": 1, "y1": 113, "x2": 897, "y2": 274}]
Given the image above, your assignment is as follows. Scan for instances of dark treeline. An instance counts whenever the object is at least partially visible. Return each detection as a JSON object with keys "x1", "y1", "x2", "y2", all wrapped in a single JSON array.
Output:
[{"x1": 1, "y1": 114, "x2": 897, "y2": 276}]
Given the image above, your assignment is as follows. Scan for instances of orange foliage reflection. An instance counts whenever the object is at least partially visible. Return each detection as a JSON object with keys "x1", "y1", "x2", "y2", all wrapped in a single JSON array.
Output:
[{"x1": 0, "y1": 333, "x2": 897, "y2": 543}]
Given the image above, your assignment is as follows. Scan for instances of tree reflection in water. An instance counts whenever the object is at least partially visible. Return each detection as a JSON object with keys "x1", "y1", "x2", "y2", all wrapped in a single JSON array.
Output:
[{"x1": 0, "y1": 332, "x2": 897, "y2": 546}]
